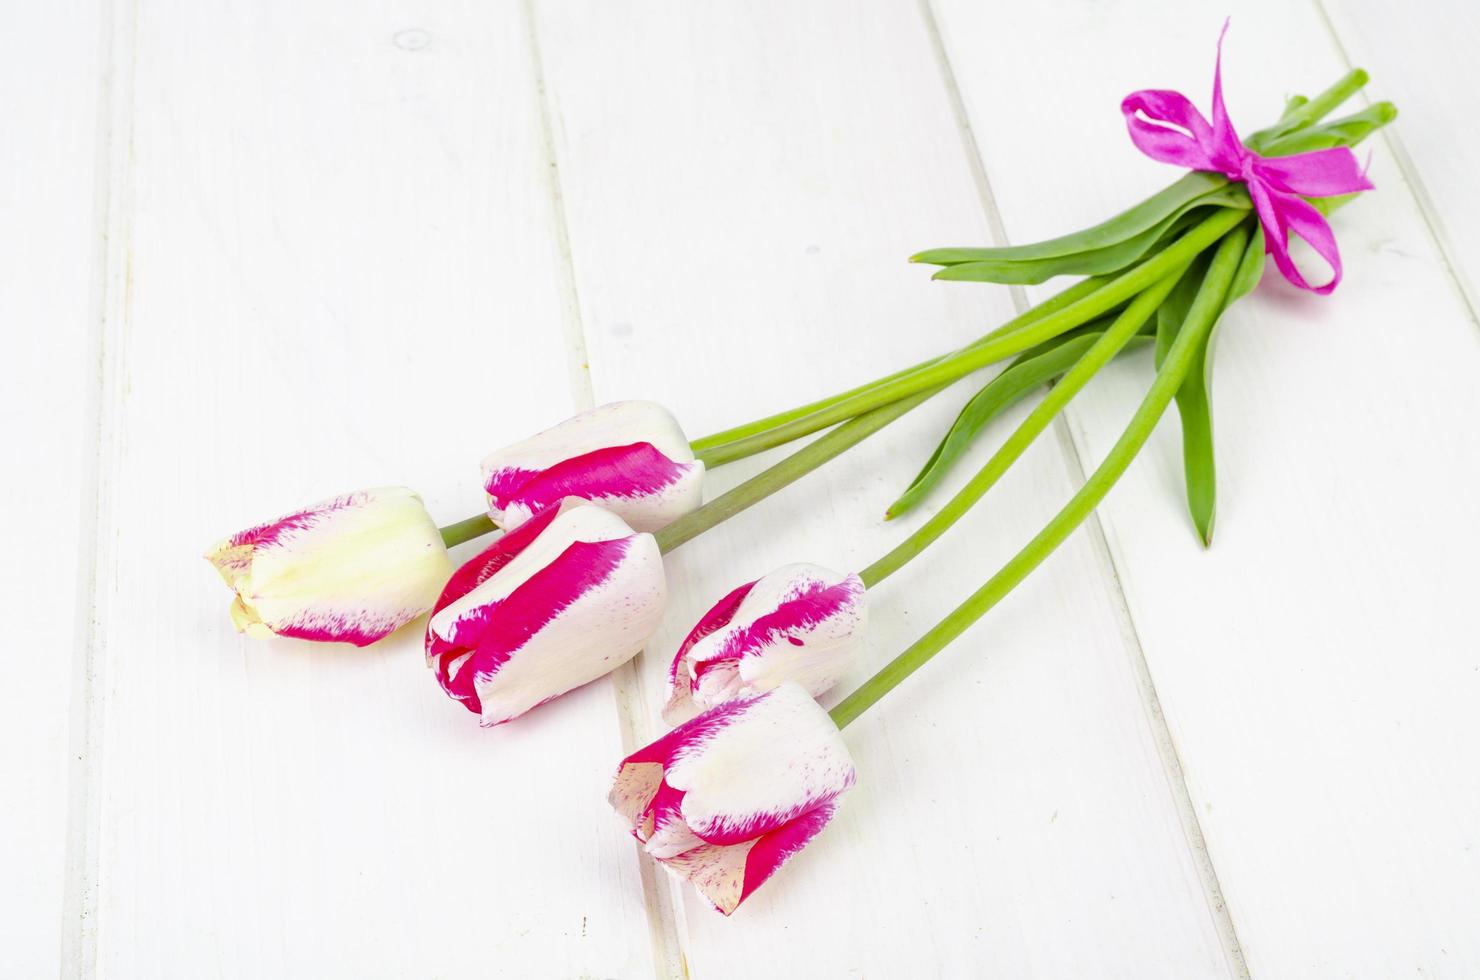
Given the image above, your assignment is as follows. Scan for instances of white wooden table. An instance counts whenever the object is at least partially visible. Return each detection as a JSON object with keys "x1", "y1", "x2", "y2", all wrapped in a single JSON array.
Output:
[{"x1": 7, "y1": 2, "x2": 1479, "y2": 977}]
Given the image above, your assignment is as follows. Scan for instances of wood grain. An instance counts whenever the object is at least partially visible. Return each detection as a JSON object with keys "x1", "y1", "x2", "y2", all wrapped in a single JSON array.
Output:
[
  {"x1": 1322, "y1": 0, "x2": 1480, "y2": 312},
  {"x1": 1, "y1": 2, "x2": 106, "y2": 976}
]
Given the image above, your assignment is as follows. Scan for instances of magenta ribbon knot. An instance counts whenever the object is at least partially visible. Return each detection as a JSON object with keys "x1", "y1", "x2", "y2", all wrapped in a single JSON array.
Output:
[{"x1": 1121, "y1": 26, "x2": 1372, "y2": 293}]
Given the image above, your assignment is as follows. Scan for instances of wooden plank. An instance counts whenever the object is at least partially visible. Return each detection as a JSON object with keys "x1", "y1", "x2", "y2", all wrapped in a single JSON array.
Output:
[
  {"x1": 87, "y1": 1, "x2": 656, "y2": 976},
  {"x1": 931, "y1": 0, "x2": 1480, "y2": 975},
  {"x1": 0, "y1": 3, "x2": 106, "y2": 976},
  {"x1": 1322, "y1": 0, "x2": 1480, "y2": 310},
  {"x1": 533, "y1": 2, "x2": 1234, "y2": 975}
]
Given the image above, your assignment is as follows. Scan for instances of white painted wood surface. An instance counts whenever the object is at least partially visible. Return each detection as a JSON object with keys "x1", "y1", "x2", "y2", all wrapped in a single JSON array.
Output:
[
  {"x1": 1, "y1": 3, "x2": 106, "y2": 977},
  {"x1": 6, "y1": 1, "x2": 1477, "y2": 977},
  {"x1": 1322, "y1": 0, "x2": 1480, "y2": 311}
]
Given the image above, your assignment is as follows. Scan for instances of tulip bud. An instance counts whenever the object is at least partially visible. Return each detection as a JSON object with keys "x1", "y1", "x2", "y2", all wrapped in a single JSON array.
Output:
[
  {"x1": 426, "y1": 499, "x2": 665, "y2": 726},
  {"x1": 480, "y1": 400, "x2": 704, "y2": 532},
  {"x1": 610, "y1": 682, "x2": 855, "y2": 915},
  {"x1": 204, "y1": 486, "x2": 451, "y2": 647},
  {"x1": 663, "y1": 564, "x2": 866, "y2": 725}
]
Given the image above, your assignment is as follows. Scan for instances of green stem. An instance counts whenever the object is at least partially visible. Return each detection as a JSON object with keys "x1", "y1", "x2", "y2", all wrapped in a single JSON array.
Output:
[
  {"x1": 1246, "y1": 68, "x2": 1368, "y2": 153},
  {"x1": 858, "y1": 265, "x2": 1187, "y2": 589},
  {"x1": 688, "y1": 277, "x2": 1109, "y2": 459},
  {"x1": 1277, "y1": 68, "x2": 1368, "y2": 132},
  {"x1": 438, "y1": 513, "x2": 498, "y2": 548},
  {"x1": 435, "y1": 384, "x2": 935, "y2": 551},
  {"x1": 657, "y1": 389, "x2": 936, "y2": 554},
  {"x1": 692, "y1": 69, "x2": 1368, "y2": 466},
  {"x1": 699, "y1": 208, "x2": 1246, "y2": 468},
  {"x1": 829, "y1": 222, "x2": 1251, "y2": 730}
]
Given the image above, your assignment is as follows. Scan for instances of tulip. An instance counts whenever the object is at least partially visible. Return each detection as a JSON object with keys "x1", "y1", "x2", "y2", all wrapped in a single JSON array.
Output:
[
  {"x1": 205, "y1": 486, "x2": 452, "y2": 646},
  {"x1": 481, "y1": 400, "x2": 704, "y2": 533},
  {"x1": 609, "y1": 682, "x2": 855, "y2": 915},
  {"x1": 662, "y1": 563, "x2": 866, "y2": 724},
  {"x1": 426, "y1": 499, "x2": 665, "y2": 726}
]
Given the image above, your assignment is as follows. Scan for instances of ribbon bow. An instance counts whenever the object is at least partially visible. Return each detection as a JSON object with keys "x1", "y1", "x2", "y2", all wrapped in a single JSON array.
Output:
[{"x1": 1121, "y1": 25, "x2": 1372, "y2": 293}]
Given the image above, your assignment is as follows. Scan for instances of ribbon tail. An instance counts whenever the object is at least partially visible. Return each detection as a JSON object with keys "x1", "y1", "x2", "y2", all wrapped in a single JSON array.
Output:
[
  {"x1": 1250, "y1": 181, "x2": 1344, "y2": 295},
  {"x1": 1207, "y1": 18, "x2": 1243, "y2": 165}
]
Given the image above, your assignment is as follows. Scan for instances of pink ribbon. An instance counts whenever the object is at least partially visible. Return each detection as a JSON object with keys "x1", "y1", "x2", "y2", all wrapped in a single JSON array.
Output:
[{"x1": 1121, "y1": 24, "x2": 1372, "y2": 293}]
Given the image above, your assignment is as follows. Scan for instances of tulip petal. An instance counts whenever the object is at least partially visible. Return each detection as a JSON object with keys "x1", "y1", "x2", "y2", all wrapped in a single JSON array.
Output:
[
  {"x1": 481, "y1": 401, "x2": 703, "y2": 532},
  {"x1": 429, "y1": 502, "x2": 565, "y2": 620},
  {"x1": 663, "y1": 565, "x2": 865, "y2": 723},
  {"x1": 608, "y1": 684, "x2": 854, "y2": 916},
  {"x1": 610, "y1": 761, "x2": 665, "y2": 839},
  {"x1": 737, "y1": 799, "x2": 838, "y2": 908},
  {"x1": 492, "y1": 443, "x2": 703, "y2": 533},
  {"x1": 207, "y1": 487, "x2": 451, "y2": 647},
  {"x1": 663, "y1": 580, "x2": 758, "y2": 723},
  {"x1": 662, "y1": 799, "x2": 840, "y2": 915},
  {"x1": 609, "y1": 695, "x2": 760, "y2": 829},
  {"x1": 643, "y1": 781, "x2": 704, "y2": 859},
  {"x1": 669, "y1": 685, "x2": 854, "y2": 846},
  {"x1": 657, "y1": 840, "x2": 753, "y2": 915},
  {"x1": 472, "y1": 536, "x2": 663, "y2": 725},
  {"x1": 427, "y1": 501, "x2": 666, "y2": 725}
]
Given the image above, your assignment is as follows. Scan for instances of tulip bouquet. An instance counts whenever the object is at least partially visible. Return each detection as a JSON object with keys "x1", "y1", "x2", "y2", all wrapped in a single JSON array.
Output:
[
  {"x1": 608, "y1": 31, "x2": 1397, "y2": 914},
  {"x1": 207, "y1": 26, "x2": 1393, "y2": 915}
]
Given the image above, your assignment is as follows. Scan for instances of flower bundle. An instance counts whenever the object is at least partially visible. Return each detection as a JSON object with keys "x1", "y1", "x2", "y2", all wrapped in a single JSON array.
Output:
[{"x1": 206, "y1": 28, "x2": 1393, "y2": 915}]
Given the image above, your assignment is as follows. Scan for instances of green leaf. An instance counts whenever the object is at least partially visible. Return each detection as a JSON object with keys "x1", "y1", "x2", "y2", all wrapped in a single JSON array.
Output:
[
  {"x1": 932, "y1": 196, "x2": 1246, "y2": 287},
  {"x1": 1175, "y1": 334, "x2": 1218, "y2": 546},
  {"x1": 1224, "y1": 224, "x2": 1267, "y2": 307},
  {"x1": 1155, "y1": 254, "x2": 1212, "y2": 370},
  {"x1": 1259, "y1": 102, "x2": 1398, "y2": 156},
  {"x1": 1245, "y1": 93, "x2": 1311, "y2": 151},
  {"x1": 1013, "y1": 312, "x2": 1123, "y2": 361},
  {"x1": 885, "y1": 326, "x2": 1151, "y2": 519},
  {"x1": 911, "y1": 170, "x2": 1228, "y2": 267},
  {"x1": 1154, "y1": 227, "x2": 1265, "y2": 546},
  {"x1": 929, "y1": 209, "x2": 1196, "y2": 285}
]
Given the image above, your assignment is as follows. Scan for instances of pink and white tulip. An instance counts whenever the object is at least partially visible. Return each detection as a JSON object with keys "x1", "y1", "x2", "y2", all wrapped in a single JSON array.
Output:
[
  {"x1": 426, "y1": 499, "x2": 665, "y2": 726},
  {"x1": 663, "y1": 564, "x2": 866, "y2": 725},
  {"x1": 480, "y1": 400, "x2": 704, "y2": 533},
  {"x1": 610, "y1": 682, "x2": 855, "y2": 915},
  {"x1": 205, "y1": 486, "x2": 451, "y2": 647}
]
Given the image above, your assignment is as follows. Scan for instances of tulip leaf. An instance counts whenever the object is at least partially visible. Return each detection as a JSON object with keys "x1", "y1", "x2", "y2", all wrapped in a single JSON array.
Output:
[
  {"x1": 1245, "y1": 93, "x2": 1311, "y2": 151},
  {"x1": 912, "y1": 170, "x2": 1228, "y2": 268},
  {"x1": 1155, "y1": 254, "x2": 1211, "y2": 369},
  {"x1": 1153, "y1": 226, "x2": 1266, "y2": 546},
  {"x1": 1225, "y1": 223, "x2": 1267, "y2": 307},
  {"x1": 1171, "y1": 337, "x2": 1219, "y2": 547},
  {"x1": 886, "y1": 323, "x2": 1152, "y2": 519},
  {"x1": 1155, "y1": 256, "x2": 1215, "y2": 544},
  {"x1": 928, "y1": 209, "x2": 1199, "y2": 285},
  {"x1": 1259, "y1": 102, "x2": 1398, "y2": 156}
]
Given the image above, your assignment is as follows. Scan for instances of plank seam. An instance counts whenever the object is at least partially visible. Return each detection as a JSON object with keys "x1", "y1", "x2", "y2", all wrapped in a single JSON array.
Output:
[
  {"x1": 914, "y1": 2, "x2": 1250, "y2": 976},
  {"x1": 520, "y1": 0, "x2": 596, "y2": 414},
  {"x1": 518, "y1": 3, "x2": 688, "y2": 976},
  {"x1": 61, "y1": 0, "x2": 139, "y2": 976},
  {"x1": 1310, "y1": 0, "x2": 1480, "y2": 332}
]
